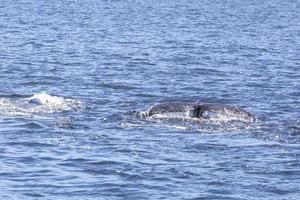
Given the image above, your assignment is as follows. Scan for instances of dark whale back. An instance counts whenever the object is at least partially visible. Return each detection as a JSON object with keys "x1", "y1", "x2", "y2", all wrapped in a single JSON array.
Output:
[
  {"x1": 145, "y1": 102, "x2": 255, "y2": 121},
  {"x1": 147, "y1": 102, "x2": 196, "y2": 116}
]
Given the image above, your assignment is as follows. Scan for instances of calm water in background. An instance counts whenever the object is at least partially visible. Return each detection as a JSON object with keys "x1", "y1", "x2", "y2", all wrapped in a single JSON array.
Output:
[{"x1": 0, "y1": 0, "x2": 299, "y2": 199}]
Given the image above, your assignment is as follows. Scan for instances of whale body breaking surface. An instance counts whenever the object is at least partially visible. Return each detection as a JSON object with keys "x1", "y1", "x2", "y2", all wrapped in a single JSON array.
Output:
[
  {"x1": 132, "y1": 102, "x2": 256, "y2": 122},
  {"x1": 27, "y1": 94, "x2": 256, "y2": 123}
]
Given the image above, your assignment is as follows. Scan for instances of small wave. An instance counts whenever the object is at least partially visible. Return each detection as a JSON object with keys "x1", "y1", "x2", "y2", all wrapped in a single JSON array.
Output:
[{"x1": 14, "y1": 121, "x2": 47, "y2": 129}]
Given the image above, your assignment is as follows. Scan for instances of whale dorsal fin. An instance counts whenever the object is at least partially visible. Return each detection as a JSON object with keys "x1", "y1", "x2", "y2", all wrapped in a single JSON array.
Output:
[{"x1": 190, "y1": 106, "x2": 204, "y2": 118}]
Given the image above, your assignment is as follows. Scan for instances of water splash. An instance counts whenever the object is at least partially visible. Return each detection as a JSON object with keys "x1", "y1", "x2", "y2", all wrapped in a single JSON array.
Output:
[
  {"x1": 0, "y1": 93, "x2": 83, "y2": 117},
  {"x1": 124, "y1": 110, "x2": 258, "y2": 133},
  {"x1": 28, "y1": 92, "x2": 64, "y2": 105}
]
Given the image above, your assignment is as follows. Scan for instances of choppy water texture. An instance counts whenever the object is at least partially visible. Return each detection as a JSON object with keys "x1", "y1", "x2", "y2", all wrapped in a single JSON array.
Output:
[{"x1": 1, "y1": 0, "x2": 300, "y2": 199}]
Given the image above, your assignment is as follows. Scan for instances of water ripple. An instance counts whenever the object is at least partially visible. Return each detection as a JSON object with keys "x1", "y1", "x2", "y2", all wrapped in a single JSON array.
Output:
[{"x1": 1, "y1": 0, "x2": 300, "y2": 199}]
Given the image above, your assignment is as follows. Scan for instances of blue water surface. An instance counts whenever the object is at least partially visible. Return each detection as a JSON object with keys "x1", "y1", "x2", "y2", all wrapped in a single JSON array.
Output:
[{"x1": 0, "y1": 0, "x2": 300, "y2": 199}]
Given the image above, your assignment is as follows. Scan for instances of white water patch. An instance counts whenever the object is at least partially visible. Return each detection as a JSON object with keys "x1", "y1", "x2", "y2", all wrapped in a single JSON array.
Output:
[
  {"x1": 28, "y1": 93, "x2": 64, "y2": 105},
  {"x1": 149, "y1": 110, "x2": 254, "y2": 123},
  {"x1": 0, "y1": 93, "x2": 83, "y2": 117},
  {"x1": 144, "y1": 111, "x2": 257, "y2": 133}
]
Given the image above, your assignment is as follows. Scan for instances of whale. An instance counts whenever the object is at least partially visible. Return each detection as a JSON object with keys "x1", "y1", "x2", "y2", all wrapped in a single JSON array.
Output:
[
  {"x1": 28, "y1": 93, "x2": 63, "y2": 105},
  {"x1": 133, "y1": 102, "x2": 256, "y2": 121}
]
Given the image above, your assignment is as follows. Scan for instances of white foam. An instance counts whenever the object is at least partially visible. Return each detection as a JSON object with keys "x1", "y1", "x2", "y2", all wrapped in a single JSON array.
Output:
[
  {"x1": 0, "y1": 93, "x2": 83, "y2": 117},
  {"x1": 28, "y1": 93, "x2": 64, "y2": 105},
  {"x1": 149, "y1": 111, "x2": 254, "y2": 124}
]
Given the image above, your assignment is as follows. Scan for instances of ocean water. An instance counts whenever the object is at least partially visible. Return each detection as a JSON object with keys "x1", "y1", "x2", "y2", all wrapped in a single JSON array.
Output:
[{"x1": 0, "y1": 0, "x2": 299, "y2": 199}]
